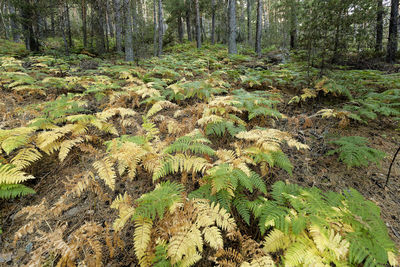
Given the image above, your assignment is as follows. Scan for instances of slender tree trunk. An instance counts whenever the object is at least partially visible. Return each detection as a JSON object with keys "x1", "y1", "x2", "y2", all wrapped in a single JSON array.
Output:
[
  {"x1": 186, "y1": 0, "x2": 192, "y2": 41},
  {"x1": 255, "y1": 0, "x2": 261, "y2": 57},
  {"x1": 247, "y1": 0, "x2": 251, "y2": 44},
  {"x1": 124, "y1": 0, "x2": 134, "y2": 60},
  {"x1": 289, "y1": 0, "x2": 297, "y2": 49},
  {"x1": 195, "y1": 0, "x2": 201, "y2": 48},
  {"x1": 153, "y1": 0, "x2": 157, "y2": 56},
  {"x1": 81, "y1": 0, "x2": 87, "y2": 48},
  {"x1": 8, "y1": 2, "x2": 19, "y2": 42},
  {"x1": 66, "y1": 2, "x2": 72, "y2": 47},
  {"x1": 177, "y1": 15, "x2": 183, "y2": 42},
  {"x1": 106, "y1": 0, "x2": 114, "y2": 38},
  {"x1": 114, "y1": 0, "x2": 122, "y2": 52},
  {"x1": 375, "y1": 0, "x2": 383, "y2": 52},
  {"x1": 386, "y1": 0, "x2": 399, "y2": 63},
  {"x1": 21, "y1": 1, "x2": 39, "y2": 51},
  {"x1": 211, "y1": 0, "x2": 216, "y2": 44},
  {"x1": 93, "y1": 0, "x2": 105, "y2": 54},
  {"x1": 61, "y1": 5, "x2": 69, "y2": 55},
  {"x1": 228, "y1": 0, "x2": 237, "y2": 54},
  {"x1": 0, "y1": 3, "x2": 9, "y2": 40},
  {"x1": 50, "y1": 8, "x2": 55, "y2": 35},
  {"x1": 158, "y1": 0, "x2": 163, "y2": 56}
]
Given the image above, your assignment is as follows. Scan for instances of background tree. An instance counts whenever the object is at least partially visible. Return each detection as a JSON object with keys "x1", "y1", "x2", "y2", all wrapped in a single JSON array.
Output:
[{"x1": 228, "y1": 0, "x2": 237, "y2": 54}]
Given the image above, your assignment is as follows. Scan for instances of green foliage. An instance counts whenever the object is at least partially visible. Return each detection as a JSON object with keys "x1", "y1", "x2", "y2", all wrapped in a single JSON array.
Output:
[
  {"x1": 0, "y1": 184, "x2": 35, "y2": 199},
  {"x1": 327, "y1": 136, "x2": 386, "y2": 168},
  {"x1": 0, "y1": 39, "x2": 28, "y2": 57},
  {"x1": 251, "y1": 181, "x2": 397, "y2": 266},
  {"x1": 164, "y1": 80, "x2": 227, "y2": 101},
  {"x1": 133, "y1": 181, "x2": 184, "y2": 220},
  {"x1": 163, "y1": 131, "x2": 215, "y2": 156},
  {"x1": 232, "y1": 89, "x2": 282, "y2": 120},
  {"x1": 189, "y1": 164, "x2": 266, "y2": 224}
]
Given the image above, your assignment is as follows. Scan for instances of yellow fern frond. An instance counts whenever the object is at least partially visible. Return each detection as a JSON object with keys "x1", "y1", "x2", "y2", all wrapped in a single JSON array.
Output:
[
  {"x1": 263, "y1": 229, "x2": 291, "y2": 253},
  {"x1": 10, "y1": 147, "x2": 42, "y2": 170},
  {"x1": 58, "y1": 137, "x2": 85, "y2": 162},
  {"x1": 195, "y1": 199, "x2": 237, "y2": 232},
  {"x1": 93, "y1": 157, "x2": 116, "y2": 190},
  {"x1": 0, "y1": 163, "x2": 35, "y2": 184},
  {"x1": 134, "y1": 218, "x2": 153, "y2": 267},
  {"x1": 0, "y1": 127, "x2": 35, "y2": 155},
  {"x1": 179, "y1": 252, "x2": 202, "y2": 267},
  {"x1": 203, "y1": 226, "x2": 223, "y2": 250},
  {"x1": 146, "y1": 100, "x2": 178, "y2": 118},
  {"x1": 113, "y1": 206, "x2": 135, "y2": 232},
  {"x1": 168, "y1": 223, "x2": 203, "y2": 264}
]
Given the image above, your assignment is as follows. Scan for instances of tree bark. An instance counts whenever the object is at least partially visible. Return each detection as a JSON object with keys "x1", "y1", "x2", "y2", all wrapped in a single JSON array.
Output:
[
  {"x1": 82, "y1": 0, "x2": 88, "y2": 48},
  {"x1": 386, "y1": 0, "x2": 399, "y2": 63},
  {"x1": 185, "y1": 0, "x2": 192, "y2": 41},
  {"x1": 153, "y1": 0, "x2": 157, "y2": 56},
  {"x1": 106, "y1": 0, "x2": 114, "y2": 38},
  {"x1": 66, "y1": 2, "x2": 73, "y2": 47},
  {"x1": 8, "y1": 1, "x2": 19, "y2": 42},
  {"x1": 247, "y1": 0, "x2": 251, "y2": 44},
  {"x1": 195, "y1": 0, "x2": 201, "y2": 48},
  {"x1": 375, "y1": 0, "x2": 383, "y2": 52},
  {"x1": 289, "y1": 0, "x2": 297, "y2": 49},
  {"x1": 211, "y1": 0, "x2": 216, "y2": 44},
  {"x1": 178, "y1": 15, "x2": 183, "y2": 42},
  {"x1": 124, "y1": 0, "x2": 134, "y2": 61},
  {"x1": 228, "y1": 0, "x2": 237, "y2": 54},
  {"x1": 157, "y1": 0, "x2": 163, "y2": 56},
  {"x1": 255, "y1": 0, "x2": 261, "y2": 57},
  {"x1": 61, "y1": 4, "x2": 69, "y2": 55},
  {"x1": 114, "y1": 0, "x2": 123, "y2": 52},
  {"x1": 93, "y1": 0, "x2": 106, "y2": 54},
  {"x1": 21, "y1": 1, "x2": 39, "y2": 51}
]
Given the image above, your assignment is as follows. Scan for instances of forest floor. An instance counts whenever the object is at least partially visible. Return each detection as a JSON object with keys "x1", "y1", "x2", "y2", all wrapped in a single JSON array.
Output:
[{"x1": 0, "y1": 42, "x2": 399, "y2": 265}]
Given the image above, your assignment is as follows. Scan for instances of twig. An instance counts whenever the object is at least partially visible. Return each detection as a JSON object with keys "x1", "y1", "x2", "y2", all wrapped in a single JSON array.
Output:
[{"x1": 385, "y1": 145, "x2": 400, "y2": 188}]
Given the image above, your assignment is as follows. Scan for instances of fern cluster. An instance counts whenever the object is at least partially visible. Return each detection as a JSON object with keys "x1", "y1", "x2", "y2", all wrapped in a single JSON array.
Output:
[
  {"x1": 327, "y1": 136, "x2": 386, "y2": 168},
  {"x1": 250, "y1": 181, "x2": 398, "y2": 266}
]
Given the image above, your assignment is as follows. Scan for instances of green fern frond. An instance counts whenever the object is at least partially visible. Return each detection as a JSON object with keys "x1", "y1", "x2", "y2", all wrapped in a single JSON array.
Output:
[
  {"x1": 0, "y1": 184, "x2": 35, "y2": 199},
  {"x1": 327, "y1": 136, "x2": 386, "y2": 168},
  {"x1": 134, "y1": 181, "x2": 184, "y2": 220}
]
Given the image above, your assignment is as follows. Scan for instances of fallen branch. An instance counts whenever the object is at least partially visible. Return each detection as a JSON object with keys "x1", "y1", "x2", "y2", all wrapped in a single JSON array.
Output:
[{"x1": 385, "y1": 145, "x2": 400, "y2": 187}]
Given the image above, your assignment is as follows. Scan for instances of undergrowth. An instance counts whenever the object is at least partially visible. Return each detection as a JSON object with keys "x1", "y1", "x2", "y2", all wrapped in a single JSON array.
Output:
[{"x1": 0, "y1": 40, "x2": 398, "y2": 266}]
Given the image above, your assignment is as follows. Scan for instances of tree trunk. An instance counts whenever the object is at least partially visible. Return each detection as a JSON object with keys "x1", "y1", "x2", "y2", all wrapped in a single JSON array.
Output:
[
  {"x1": 93, "y1": 0, "x2": 106, "y2": 54},
  {"x1": 177, "y1": 15, "x2": 183, "y2": 42},
  {"x1": 66, "y1": 3, "x2": 73, "y2": 47},
  {"x1": 106, "y1": 0, "x2": 114, "y2": 38},
  {"x1": 255, "y1": 0, "x2": 261, "y2": 57},
  {"x1": 0, "y1": 2, "x2": 9, "y2": 40},
  {"x1": 21, "y1": 1, "x2": 39, "y2": 51},
  {"x1": 8, "y1": 2, "x2": 19, "y2": 42},
  {"x1": 289, "y1": 0, "x2": 297, "y2": 49},
  {"x1": 195, "y1": 0, "x2": 201, "y2": 48},
  {"x1": 228, "y1": 0, "x2": 237, "y2": 54},
  {"x1": 153, "y1": 0, "x2": 157, "y2": 56},
  {"x1": 375, "y1": 0, "x2": 383, "y2": 52},
  {"x1": 81, "y1": 0, "x2": 87, "y2": 48},
  {"x1": 61, "y1": 5, "x2": 69, "y2": 55},
  {"x1": 386, "y1": 0, "x2": 399, "y2": 63},
  {"x1": 114, "y1": 0, "x2": 123, "y2": 52},
  {"x1": 247, "y1": 0, "x2": 251, "y2": 44},
  {"x1": 50, "y1": 8, "x2": 55, "y2": 35},
  {"x1": 124, "y1": 0, "x2": 134, "y2": 61},
  {"x1": 211, "y1": 0, "x2": 216, "y2": 44},
  {"x1": 158, "y1": 0, "x2": 163, "y2": 56},
  {"x1": 186, "y1": 0, "x2": 192, "y2": 41}
]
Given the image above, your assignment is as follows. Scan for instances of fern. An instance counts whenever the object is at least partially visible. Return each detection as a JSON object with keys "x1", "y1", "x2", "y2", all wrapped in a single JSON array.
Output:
[
  {"x1": 250, "y1": 181, "x2": 398, "y2": 266},
  {"x1": 327, "y1": 136, "x2": 386, "y2": 168},
  {"x1": 163, "y1": 130, "x2": 215, "y2": 156},
  {"x1": 134, "y1": 181, "x2": 184, "y2": 220},
  {"x1": 0, "y1": 184, "x2": 35, "y2": 199}
]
